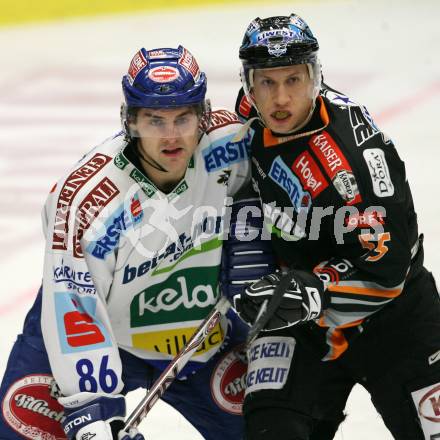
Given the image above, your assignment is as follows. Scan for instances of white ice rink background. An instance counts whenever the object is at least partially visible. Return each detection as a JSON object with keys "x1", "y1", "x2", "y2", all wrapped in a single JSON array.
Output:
[{"x1": 0, "y1": 0, "x2": 439, "y2": 438}]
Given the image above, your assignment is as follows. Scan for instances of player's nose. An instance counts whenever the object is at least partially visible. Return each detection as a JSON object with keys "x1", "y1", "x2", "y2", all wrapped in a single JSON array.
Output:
[{"x1": 272, "y1": 84, "x2": 291, "y2": 107}]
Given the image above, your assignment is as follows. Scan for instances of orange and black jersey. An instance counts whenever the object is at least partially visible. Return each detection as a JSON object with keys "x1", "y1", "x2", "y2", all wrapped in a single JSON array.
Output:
[{"x1": 235, "y1": 84, "x2": 423, "y2": 361}]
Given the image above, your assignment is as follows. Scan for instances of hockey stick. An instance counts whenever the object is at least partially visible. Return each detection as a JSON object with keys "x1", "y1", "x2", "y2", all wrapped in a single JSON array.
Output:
[
  {"x1": 119, "y1": 296, "x2": 231, "y2": 437},
  {"x1": 244, "y1": 271, "x2": 293, "y2": 349}
]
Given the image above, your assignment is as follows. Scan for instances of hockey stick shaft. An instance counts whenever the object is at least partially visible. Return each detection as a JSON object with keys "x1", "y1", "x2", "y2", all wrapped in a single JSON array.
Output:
[{"x1": 122, "y1": 296, "x2": 231, "y2": 432}]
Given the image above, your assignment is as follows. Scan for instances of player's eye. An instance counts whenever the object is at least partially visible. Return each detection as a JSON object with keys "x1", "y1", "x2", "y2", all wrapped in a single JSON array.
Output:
[
  {"x1": 149, "y1": 118, "x2": 165, "y2": 127},
  {"x1": 260, "y1": 78, "x2": 274, "y2": 87},
  {"x1": 175, "y1": 116, "x2": 189, "y2": 126}
]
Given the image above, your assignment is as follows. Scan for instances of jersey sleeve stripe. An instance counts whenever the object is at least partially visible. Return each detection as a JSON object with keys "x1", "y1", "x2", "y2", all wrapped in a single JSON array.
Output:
[
  {"x1": 327, "y1": 284, "x2": 402, "y2": 298},
  {"x1": 330, "y1": 296, "x2": 392, "y2": 306},
  {"x1": 322, "y1": 327, "x2": 349, "y2": 361},
  {"x1": 329, "y1": 302, "x2": 392, "y2": 314},
  {"x1": 319, "y1": 309, "x2": 367, "y2": 328}
]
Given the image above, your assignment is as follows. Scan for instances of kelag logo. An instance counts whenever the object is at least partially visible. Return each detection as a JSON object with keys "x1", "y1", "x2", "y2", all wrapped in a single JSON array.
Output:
[{"x1": 130, "y1": 266, "x2": 219, "y2": 327}]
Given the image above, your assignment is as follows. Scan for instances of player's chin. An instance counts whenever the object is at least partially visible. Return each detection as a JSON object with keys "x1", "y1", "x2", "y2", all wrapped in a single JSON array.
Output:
[
  {"x1": 162, "y1": 150, "x2": 191, "y2": 169},
  {"x1": 267, "y1": 113, "x2": 296, "y2": 133},
  {"x1": 268, "y1": 120, "x2": 295, "y2": 134}
]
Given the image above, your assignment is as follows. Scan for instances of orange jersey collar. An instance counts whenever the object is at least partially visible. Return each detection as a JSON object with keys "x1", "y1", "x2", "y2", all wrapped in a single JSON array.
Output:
[{"x1": 263, "y1": 96, "x2": 330, "y2": 148}]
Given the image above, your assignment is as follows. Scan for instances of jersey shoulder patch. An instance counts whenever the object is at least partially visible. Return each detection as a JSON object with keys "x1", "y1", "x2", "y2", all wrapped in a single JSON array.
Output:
[
  {"x1": 206, "y1": 109, "x2": 241, "y2": 134},
  {"x1": 321, "y1": 88, "x2": 402, "y2": 203},
  {"x1": 201, "y1": 126, "x2": 252, "y2": 174},
  {"x1": 49, "y1": 136, "x2": 125, "y2": 257},
  {"x1": 322, "y1": 86, "x2": 381, "y2": 148}
]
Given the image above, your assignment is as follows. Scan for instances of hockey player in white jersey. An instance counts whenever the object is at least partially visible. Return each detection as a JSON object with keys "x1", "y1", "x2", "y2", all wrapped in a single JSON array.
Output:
[{"x1": 0, "y1": 45, "x2": 275, "y2": 440}]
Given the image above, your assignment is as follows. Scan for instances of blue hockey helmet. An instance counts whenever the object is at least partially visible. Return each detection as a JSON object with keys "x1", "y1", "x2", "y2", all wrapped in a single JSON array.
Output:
[
  {"x1": 121, "y1": 45, "x2": 211, "y2": 138},
  {"x1": 122, "y1": 45, "x2": 207, "y2": 109},
  {"x1": 239, "y1": 14, "x2": 321, "y2": 101}
]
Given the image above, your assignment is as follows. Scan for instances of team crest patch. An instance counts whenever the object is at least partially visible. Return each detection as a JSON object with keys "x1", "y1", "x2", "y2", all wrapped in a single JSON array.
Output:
[
  {"x1": 210, "y1": 345, "x2": 247, "y2": 415},
  {"x1": 2, "y1": 374, "x2": 66, "y2": 440},
  {"x1": 411, "y1": 381, "x2": 440, "y2": 437}
]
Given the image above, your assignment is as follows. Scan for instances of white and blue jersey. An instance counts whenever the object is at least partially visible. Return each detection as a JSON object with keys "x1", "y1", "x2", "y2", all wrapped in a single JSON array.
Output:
[
  {"x1": 0, "y1": 109, "x2": 253, "y2": 440},
  {"x1": 40, "y1": 109, "x2": 250, "y2": 396}
]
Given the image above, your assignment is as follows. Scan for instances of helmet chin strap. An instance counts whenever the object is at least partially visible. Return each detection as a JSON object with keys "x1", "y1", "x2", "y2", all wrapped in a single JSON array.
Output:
[{"x1": 136, "y1": 141, "x2": 169, "y2": 173}]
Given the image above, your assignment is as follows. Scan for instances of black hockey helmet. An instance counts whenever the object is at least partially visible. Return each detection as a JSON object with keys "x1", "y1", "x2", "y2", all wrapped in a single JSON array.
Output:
[
  {"x1": 239, "y1": 14, "x2": 321, "y2": 101},
  {"x1": 239, "y1": 14, "x2": 319, "y2": 69}
]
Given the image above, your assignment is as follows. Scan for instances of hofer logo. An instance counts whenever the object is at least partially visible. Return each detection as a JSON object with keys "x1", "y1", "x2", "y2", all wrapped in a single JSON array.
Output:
[{"x1": 269, "y1": 156, "x2": 311, "y2": 212}]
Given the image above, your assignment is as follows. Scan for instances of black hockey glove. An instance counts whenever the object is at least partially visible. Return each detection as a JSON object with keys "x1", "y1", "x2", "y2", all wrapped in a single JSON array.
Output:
[{"x1": 233, "y1": 270, "x2": 325, "y2": 331}]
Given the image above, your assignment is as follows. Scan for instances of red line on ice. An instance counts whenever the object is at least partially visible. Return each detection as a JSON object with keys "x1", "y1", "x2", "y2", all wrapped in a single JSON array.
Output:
[
  {"x1": 0, "y1": 288, "x2": 37, "y2": 316},
  {"x1": 375, "y1": 79, "x2": 440, "y2": 123}
]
